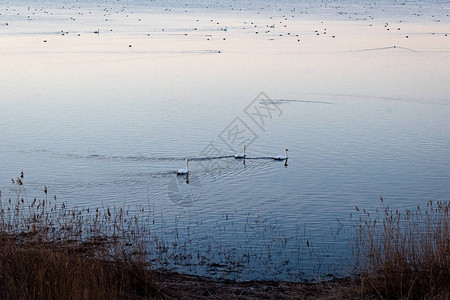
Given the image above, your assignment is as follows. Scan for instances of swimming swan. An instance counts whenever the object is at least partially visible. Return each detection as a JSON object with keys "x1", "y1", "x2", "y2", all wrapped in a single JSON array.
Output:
[
  {"x1": 235, "y1": 145, "x2": 246, "y2": 158},
  {"x1": 177, "y1": 158, "x2": 189, "y2": 175},
  {"x1": 274, "y1": 149, "x2": 288, "y2": 160}
]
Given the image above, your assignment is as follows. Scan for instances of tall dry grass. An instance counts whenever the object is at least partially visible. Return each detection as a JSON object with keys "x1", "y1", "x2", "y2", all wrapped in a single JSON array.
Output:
[
  {"x1": 1, "y1": 172, "x2": 449, "y2": 299},
  {"x1": 0, "y1": 173, "x2": 167, "y2": 299},
  {"x1": 354, "y1": 198, "x2": 449, "y2": 299}
]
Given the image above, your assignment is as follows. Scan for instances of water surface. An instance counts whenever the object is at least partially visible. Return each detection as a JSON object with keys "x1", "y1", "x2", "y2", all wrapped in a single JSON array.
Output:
[{"x1": 1, "y1": 0, "x2": 449, "y2": 281}]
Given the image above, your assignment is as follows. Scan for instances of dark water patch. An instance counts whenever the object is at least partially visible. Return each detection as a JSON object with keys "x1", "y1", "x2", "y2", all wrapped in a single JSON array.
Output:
[
  {"x1": 58, "y1": 153, "x2": 279, "y2": 162},
  {"x1": 190, "y1": 156, "x2": 234, "y2": 161}
]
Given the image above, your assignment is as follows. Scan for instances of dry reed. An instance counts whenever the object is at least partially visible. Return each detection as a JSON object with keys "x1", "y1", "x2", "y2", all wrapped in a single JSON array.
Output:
[
  {"x1": 353, "y1": 198, "x2": 449, "y2": 299},
  {"x1": 0, "y1": 173, "x2": 166, "y2": 299},
  {"x1": 1, "y1": 173, "x2": 448, "y2": 299}
]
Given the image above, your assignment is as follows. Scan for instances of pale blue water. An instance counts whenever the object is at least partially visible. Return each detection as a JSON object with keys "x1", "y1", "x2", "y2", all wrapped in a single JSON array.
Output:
[{"x1": 1, "y1": 0, "x2": 449, "y2": 281}]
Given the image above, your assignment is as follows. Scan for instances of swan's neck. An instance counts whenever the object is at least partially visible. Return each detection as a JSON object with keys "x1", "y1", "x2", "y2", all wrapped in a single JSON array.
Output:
[
  {"x1": 243, "y1": 145, "x2": 246, "y2": 155},
  {"x1": 186, "y1": 159, "x2": 188, "y2": 170},
  {"x1": 284, "y1": 150, "x2": 288, "y2": 158}
]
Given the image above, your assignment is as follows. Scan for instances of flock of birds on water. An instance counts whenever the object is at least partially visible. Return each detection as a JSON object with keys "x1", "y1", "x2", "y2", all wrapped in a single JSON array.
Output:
[
  {"x1": 1, "y1": 0, "x2": 448, "y2": 48},
  {"x1": 176, "y1": 146, "x2": 288, "y2": 175}
]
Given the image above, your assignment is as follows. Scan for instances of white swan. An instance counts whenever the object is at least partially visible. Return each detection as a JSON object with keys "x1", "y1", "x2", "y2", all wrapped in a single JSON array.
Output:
[
  {"x1": 235, "y1": 144, "x2": 246, "y2": 158},
  {"x1": 274, "y1": 149, "x2": 288, "y2": 160},
  {"x1": 177, "y1": 158, "x2": 189, "y2": 175}
]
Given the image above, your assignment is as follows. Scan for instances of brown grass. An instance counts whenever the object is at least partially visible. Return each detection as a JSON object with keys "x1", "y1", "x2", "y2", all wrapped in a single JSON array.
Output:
[
  {"x1": 0, "y1": 234, "x2": 165, "y2": 299},
  {"x1": 1, "y1": 174, "x2": 448, "y2": 299},
  {"x1": 354, "y1": 199, "x2": 449, "y2": 299},
  {"x1": 0, "y1": 231, "x2": 361, "y2": 299}
]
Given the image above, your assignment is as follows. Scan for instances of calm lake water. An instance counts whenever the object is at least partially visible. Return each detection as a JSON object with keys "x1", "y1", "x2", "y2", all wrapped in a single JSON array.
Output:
[{"x1": 1, "y1": 0, "x2": 449, "y2": 281}]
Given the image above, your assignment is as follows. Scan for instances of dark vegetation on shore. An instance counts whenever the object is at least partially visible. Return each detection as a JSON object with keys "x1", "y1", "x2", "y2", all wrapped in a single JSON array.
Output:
[
  {"x1": 0, "y1": 173, "x2": 448, "y2": 299},
  {"x1": 353, "y1": 198, "x2": 449, "y2": 299}
]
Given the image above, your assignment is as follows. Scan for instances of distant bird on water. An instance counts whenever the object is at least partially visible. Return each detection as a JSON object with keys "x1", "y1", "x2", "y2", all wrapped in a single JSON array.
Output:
[
  {"x1": 177, "y1": 158, "x2": 189, "y2": 175},
  {"x1": 274, "y1": 149, "x2": 288, "y2": 160},
  {"x1": 235, "y1": 145, "x2": 246, "y2": 158}
]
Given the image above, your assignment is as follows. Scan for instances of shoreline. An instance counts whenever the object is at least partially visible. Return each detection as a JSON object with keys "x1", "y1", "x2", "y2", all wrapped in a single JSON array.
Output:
[
  {"x1": 1, "y1": 1, "x2": 449, "y2": 297},
  {"x1": 0, "y1": 191, "x2": 447, "y2": 299},
  {"x1": 0, "y1": 229, "x2": 361, "y2": 299},
  {"x1": 138, "y1": 271, "x2": 360, "y2": 299}
]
